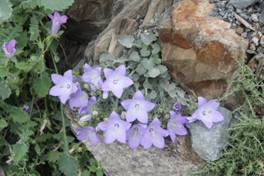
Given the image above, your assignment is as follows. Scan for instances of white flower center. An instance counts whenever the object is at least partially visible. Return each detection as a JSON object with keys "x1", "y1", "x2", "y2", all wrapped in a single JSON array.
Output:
[
  {"x1": 200, "y1": 108, "x2": 213, "y2": 118},
  {"x1": 89, "y1": 72, "x2": 97, "y2": 79},
  {"x1": 59, "y1": 82, "x2": 71, "y2": 90},
  {"x1": 112, "y1": 79, "x2": 119, "y2": 84}
]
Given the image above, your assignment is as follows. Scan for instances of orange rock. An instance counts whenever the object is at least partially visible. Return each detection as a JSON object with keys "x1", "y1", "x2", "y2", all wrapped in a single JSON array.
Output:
[{"x1": 159, "y1": 0, "x2": 248, "y2": 98}]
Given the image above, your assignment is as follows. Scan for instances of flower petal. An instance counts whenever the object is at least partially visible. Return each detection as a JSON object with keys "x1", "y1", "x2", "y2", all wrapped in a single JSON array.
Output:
[
  {"x1": 198, "y1": 97, "x2": 207, "y2": 107},
  {"x1": 211, "y1": 111, "x2": 224, "y2": 122},
  {"x1": 63, "y1": 70, "x2": 73, "y2": 80},
  {"x1": 59, "y1": 94, "x2": 70, "y2": 104},
  {"x1": 144, "y1": 101, "x2": 155, "y2": 112},
  {"x1": 51, "y1": 74, "x2": 63, "y2": 84},
  {"x1": 104, "y1": 68, "x2": 113, "y2": 78},
  {"x1": 121, "y1": 99, "x2": 133, "y2": 110},
  {"x1": 133, "y1": 90, "x2": 145, "y2": 100},
  {"x1": 115, "y1": 65, "x2": 126, "y2": 75}
]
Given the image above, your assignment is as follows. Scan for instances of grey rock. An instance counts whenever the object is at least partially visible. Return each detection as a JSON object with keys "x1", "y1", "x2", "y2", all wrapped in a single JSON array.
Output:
[
  {"x1": 65, "y1": 111, "x2": 201, "y2": 176},
  {"x1": 229, "y1": 0, "x2": 259, "y2": 9},
  {"x1": 188, "y1": 107, "x2": 232, "y2": 161},
  {"x1": 259, "y1": 11, "x2": 264, "y2": 24}
]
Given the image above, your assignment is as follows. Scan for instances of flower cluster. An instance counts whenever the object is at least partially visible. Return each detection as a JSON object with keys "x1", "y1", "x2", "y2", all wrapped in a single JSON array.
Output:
[
  {"x1": 49, "y1": 63, "x2": 225, "y2": 150},
  {"x1": 1, "y1": 12, "x2": 66, "y2": 58}
]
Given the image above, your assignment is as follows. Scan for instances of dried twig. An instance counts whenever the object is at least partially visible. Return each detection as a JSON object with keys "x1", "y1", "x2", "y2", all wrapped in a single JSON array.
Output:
[{"x1": 234, "y1": 13, "x2": 255, "y2": 31}]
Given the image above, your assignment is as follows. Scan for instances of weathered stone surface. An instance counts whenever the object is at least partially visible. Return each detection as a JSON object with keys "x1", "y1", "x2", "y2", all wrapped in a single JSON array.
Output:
[
  {"x1": 229, "y1": 0, "x2": 259, "y2": 9},
  {"x1": 84, "y1": 0, "x2": 174, "y2": 62},
  {"x1": 188, "y1": 107, "x2": 232, "y2": 161},
  {"x1": 66, "y1": 110, "x2": 202, "y2": 176},
  {"x1": 159, "y1": 0, "x2": 248, "y2": 99}
]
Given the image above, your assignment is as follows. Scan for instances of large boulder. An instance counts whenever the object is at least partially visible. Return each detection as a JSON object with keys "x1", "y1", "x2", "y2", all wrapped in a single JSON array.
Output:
[{"x1": 159, "y1": 0, "x2": 248, "y2": 99}]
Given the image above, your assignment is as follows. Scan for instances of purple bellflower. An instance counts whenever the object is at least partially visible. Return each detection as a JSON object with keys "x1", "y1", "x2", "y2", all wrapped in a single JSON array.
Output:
[
  {"x1": 141, "y1": 118, "x2": 168, "y2": 149},
  {"x1": 79, "y1": 96, "x2": 97, "y2": 115},
  {"x1": 127, "y1": 124, "x2": 146, "y2": 150},
  {"x1": 2, "y1": 39, "x2": 16, "y2": 58},
  {"x1": 191, "y1": 97, "x2": 224, "y2": 128},
  {"x1": 49, "y1": 70, "x2": 78, "y2": 104},
  {"x1": 167, "y1": 111, "x2": 188, "y2": 143},
  {"x1": 101, "y1": 65, "x2": 133, "y2": 98},
  {"x1": 82, "y1": 64, "x2": 103, "y2": 90},
  {"x1": 69, "y1": 89, "x2": 89, "y2": 109},
  {"x1": 97, "y1": 111, "x2": 131, "y2": 144},
  {"x1": 48, "y1": 12, "x2": 68, "y2": 35},
  {"x1": 75, "y1": 126, "x2": 99, "y2": 146},
  {"x1": 121, "y1": 90, "x2": 155, "y2": 123}
]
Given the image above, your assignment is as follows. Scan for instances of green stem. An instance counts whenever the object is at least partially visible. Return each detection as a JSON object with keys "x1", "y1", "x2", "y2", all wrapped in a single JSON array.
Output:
[
  {"x1": 61, "y1": 103, "x2": 69, "y2": 153},
  {"x1": 51, "y1": 53, "x2": 69, "y2": 154}
]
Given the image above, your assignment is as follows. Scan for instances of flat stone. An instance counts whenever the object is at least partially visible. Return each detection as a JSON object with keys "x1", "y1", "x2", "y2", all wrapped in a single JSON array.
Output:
[
  {"x1": 159, "y1": 0, "x2": 248, "y2": 99},
  {"x1": 66, "y1": 109, "x2": 202, "y2": 176},
  {"x1": 188, "y1": 107, "x2": 232, "y2": 161},
  {"x1": 229, "y1": 0, "x2": 259, "y2": 9}
]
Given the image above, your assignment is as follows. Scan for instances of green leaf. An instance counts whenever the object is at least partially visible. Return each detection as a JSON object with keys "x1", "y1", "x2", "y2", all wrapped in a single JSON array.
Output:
[
  {"x1": 40, "y1": 0, "x2": 74, "y2": 11},
  {"x1": 151, "y1": 43, "x2": 161, "y2": 54},
  {"x1": 32, "y1": 72, "x2": 51, "y2": 98},
  {"x1": 141, "y1": 59, "x2": 154, "y2": 70},
  {"x1": 45, "y1": 151, "x2": 61, "y2": 163},
  {"x1": 158, "y1": 65, "x2": 168, "y2": 74},
  {"x1": 15, "y1": 61, "x2": 33, "y2": 72},
  {"x1": 58, "y1": 154, "x2": 78, "y2": 176},
  {"x1": 128, "y1": 51, "x2": 141, "y2": 62},
  {"x1": 9, "y1": 107, "x2": 30, "y2": 123},
  {"x1": 30, "y1": 55, "x2": 45, "y2": 73},
  {"x1": 118, "y1": 35, "x2": 135, "y2": 48},
  {"x1": 147, "y1": 68, "x2": 160, "y2": 78},
  {"x1": 11, "y1": 143, "x2": 28, "y2": 162},
  {"x1": 0, "y1": 0, "x2": 12, "y2": 24},
  {"x1": 136, "y1": 64, "x2": 146, "y2": 75},
  {"x1": 140, "y1": 47, "x2": 151, "y2": 57},
  {"x1": 140, "y1": 32, "x2": 157, "y2": 46},
  {"x1": 0, "y1": 119, "x2": 8, "y2": 130},
  {"x1": 0, "y1": 82, "x2": 11, "y2": 100},
  {"x1": 29, "y1": 16, "x2": 40, "y2": 41},
  {"x1": 21, "y1": 0, "x2": 41, "y2": 9},
  {"x1": 99, "y1": 53, "x2": 115, "y2": 67}
]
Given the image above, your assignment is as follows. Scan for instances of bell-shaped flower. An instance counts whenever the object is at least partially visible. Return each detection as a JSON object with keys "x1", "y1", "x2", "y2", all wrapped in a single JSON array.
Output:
[
  {"x1": 81, "y1": 64, "x2": 103, "y2": 90},
  {"x1": 48, "y1": 12, "x2": 68, "y2": 35},
  {"x1": 97, "y1": 111, "x2": 131, "y2": 144},
  {"x1": 127, "y1": 124, "x2": 146, "y2": 150},
  {"x1": 191, "y1": 97, "x2": 224, "y2": 128},
  {"x1": 167, "y1": 111, "x2": 188, "y2": 143},
  {"x1": 75, "y1": 126, "x2": 99, "y2": 146},
  {"x1": 141, "y1": 118, "x2": 168, "y2": 149},
  {"x1": 2, "y1": 39, "x2": 16, "y2": 58},
  {"x1": 69, "y1": 88, "x2": 89, "y2": 109},
  {"x1": 121, "y1": 90, "x2": 155, "y2": 123},
  {"x1": 49, "y1": 70, "x2": 78, "y2": 104},
  {"x1": 101, "y1": 65, "x2": 133, "y2": 98},
  {"x1": 79, "y1": 96, "x2": 97, "y2": 115}
]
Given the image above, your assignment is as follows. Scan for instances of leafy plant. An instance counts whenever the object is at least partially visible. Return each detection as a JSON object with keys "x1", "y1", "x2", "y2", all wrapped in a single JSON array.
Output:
[{"x1": 0, "y1": 1, "x2": 102, "y2": 175}]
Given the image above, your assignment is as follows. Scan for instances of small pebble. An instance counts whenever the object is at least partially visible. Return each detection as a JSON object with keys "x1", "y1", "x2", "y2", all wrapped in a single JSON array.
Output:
[
  {"x1": 260, "y1": 35, "x2": 264, "y2": 46},
  {"x1": 251, "y1": 14, "x2": 258, "y2": 22},
  {"x1": 252, "y1": 37, "x2": 259, "y2": 46}
]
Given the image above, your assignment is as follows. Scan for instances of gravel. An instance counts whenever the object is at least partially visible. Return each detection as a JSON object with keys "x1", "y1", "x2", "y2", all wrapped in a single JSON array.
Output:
[{"x1": 210, "y1": 0, "x2": 264, "y2": 65}]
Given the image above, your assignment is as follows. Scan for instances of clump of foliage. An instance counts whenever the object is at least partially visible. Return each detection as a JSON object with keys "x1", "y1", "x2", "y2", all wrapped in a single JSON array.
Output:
[
  {"x1": 0, "y1": 0, "x2": 102, "y2": 175},
  {"x1": 192, "y1": 61, "x2": 264, "y2": 176}
]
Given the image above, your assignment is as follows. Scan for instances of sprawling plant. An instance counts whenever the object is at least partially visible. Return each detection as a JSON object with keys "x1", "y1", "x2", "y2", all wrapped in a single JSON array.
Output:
[
  {"x1": 0, "y1": 0, "x2": 102, "y2": 175},
  {"x1": 49, "y1": 31, "x2": 225, "y2": 150}
]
